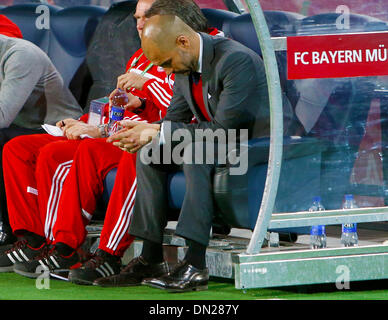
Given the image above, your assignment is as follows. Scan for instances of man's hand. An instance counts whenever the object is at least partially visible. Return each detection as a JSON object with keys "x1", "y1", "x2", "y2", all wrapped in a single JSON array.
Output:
[
  {"x1": 107, "y1": 120, "x2": 160, "y2": 153},
  {"x1": 117, "y1": 71, "x2": 149, "y2": 92},
  {"x1": 56, "y1": 118, "x2": 79, "y2": 129},
  {"x1": 109, "y1": 89, "x2": 142, "y2": 111},
  {"x1": 62, "y1": 122, "x2": 100, "y2": 140}
]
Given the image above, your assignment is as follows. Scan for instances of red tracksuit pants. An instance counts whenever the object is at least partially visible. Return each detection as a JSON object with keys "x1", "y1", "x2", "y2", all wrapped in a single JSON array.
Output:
[
  {"x1": 52, "y1": 138, "x2": 137, "y2": 257},
  {"x1": 3, "y1": 134, "x2": 138, "y2": 257}
]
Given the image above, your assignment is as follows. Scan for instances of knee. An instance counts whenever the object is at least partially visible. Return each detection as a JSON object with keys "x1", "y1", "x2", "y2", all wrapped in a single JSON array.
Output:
[
  {"x1": 182, "y1": 163, "x2": 214, "y2": 187},
  {"x1": 3, "y1": 136, "x2": 34, "y2": 163},
  {"x1": 3, "y1": 135, "x2": 28, "y2": 152},
  {"x1": 75, "y1": 139, "x2": 106, "y2": 159},
  {"x1": 38, "y1": 140, "x2": 72, "y2": 167}
]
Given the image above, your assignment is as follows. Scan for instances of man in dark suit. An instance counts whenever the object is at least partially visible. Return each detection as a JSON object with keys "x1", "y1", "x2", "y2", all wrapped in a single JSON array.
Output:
[{"x1": 99, "y1": 14, "x2": 271, "y2": 292}]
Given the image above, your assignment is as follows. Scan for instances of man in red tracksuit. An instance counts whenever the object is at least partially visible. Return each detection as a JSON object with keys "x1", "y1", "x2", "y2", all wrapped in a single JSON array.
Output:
[{"x1": 0, "y1": 0, "x2": 219, "y2": 285}]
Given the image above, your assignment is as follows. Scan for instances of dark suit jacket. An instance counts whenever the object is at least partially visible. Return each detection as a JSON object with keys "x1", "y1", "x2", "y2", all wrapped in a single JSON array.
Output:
[{"x1": 161, "y1": 32, "x2": 272, "y2": 141}]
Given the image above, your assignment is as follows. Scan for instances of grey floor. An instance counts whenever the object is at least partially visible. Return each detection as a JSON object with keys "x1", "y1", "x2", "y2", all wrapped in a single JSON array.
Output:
[{"x1": 167, "y1": 221, "x2": 388, "y2": 249}]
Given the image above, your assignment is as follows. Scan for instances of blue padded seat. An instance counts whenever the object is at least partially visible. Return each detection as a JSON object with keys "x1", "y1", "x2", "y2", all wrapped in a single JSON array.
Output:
[
  {"x1": 0, "y1": 4, "x2": 61, "y2": 51},
  {"x1": 103, "y1": 167, "x2": 117, "y2": 205},
  {"x1": 227, "y1": 11, "x2": 304, "y2": 55},
  {"x1": 213, "y1": 137, "x2": 322, "y2": 232},
  {"x1": 166, "y1": 137, "x2": 323, "y2": 233},
  {"x1": 48, "y1": 5, "x2": 107, "y2": 88},
  {"x1": 201, "y1": 8, "x2": 239, "y2": 35}
]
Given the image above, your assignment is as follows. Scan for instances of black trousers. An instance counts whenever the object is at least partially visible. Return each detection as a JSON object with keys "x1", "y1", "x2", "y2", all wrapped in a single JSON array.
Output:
[
  {"x1": 0, "y1": 125, "x2": 45, "y2": 228},
  {"x1": 128, "y1": 140, "x2": 216, "y2": 247}
]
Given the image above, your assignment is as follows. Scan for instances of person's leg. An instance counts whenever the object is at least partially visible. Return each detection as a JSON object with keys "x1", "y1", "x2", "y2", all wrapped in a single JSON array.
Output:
[
  {"x1": 52, "y1": 138, "x2": 123, "y2": 251},
  {"x1": 0, "y1": 134, "x2": 66, "y2": 273},
  {"x1": 0, "y1": 125, "x2": 44, "y2": 245},
  {"x1": 100, "y1": 112, "x2": 157, "y2": 257},
  {"x1": 98, "y1": 151, "x2": 137, "y2": 257},
  {"x1": 142, "y1": 142, "x2": 216, "y2": 293},
  {"x1": 35, "y1": 139, "x2": 83, "y2": 242},
  {"x1": 94, "y1": 145, "x2": 174, "y2": 287},
  {"x1": 7, "y1": 137, "x2": 83, "y2": 278},
  {"x1": 175, "y1": 162, "x2": 215, "y2": 270},
  {"x1": 129, "y1": 153, "x2": 171, "y2": 246},
  {"x1": 3, "y1": 134, "x2": 65, "y2": 238}
]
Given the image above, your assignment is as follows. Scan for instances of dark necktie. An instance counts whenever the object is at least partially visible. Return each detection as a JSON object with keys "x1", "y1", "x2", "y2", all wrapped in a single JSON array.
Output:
[
  {"x1": 191, "y1": 71, "x2": 201, "y2": 85},
  {"x1": 190, "y1": 72, "x2": 211, "y2": 122}
]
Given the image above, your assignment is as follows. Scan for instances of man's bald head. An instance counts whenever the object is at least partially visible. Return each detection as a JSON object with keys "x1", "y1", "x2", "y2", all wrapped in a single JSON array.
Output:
[
  {"x1": 141, "y1": 15, "x2": 200, "y2": 75},
  {"x1": 142, "y1": 15, "x2": 197, "y2": 55}
]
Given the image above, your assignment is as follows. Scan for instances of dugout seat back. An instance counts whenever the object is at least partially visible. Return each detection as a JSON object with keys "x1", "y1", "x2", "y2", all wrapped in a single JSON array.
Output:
[
  {"x1": 0, "y1": 4, "x2": 61, "y2": 52},
  {"x1": 201, "y1": 8, "x2": 239, "y2": 36},
  {"x1": 294, "y1": 13, "x2": 388, "y2": 209},
  {"x1": 49, "y1": 5, "x2": 106, "y2": 106},
  {"x1": 227, "y1": 11, "x2": 304, "y2": 54}
]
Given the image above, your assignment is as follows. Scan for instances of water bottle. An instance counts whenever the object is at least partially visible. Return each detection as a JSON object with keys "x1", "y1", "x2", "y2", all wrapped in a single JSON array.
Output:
[
  {"x1": 108, "y1": 89, "x2": 128, "y2": 135},
  {"x1": 341, "y1": 194, "x2": 359, "y2": 247},
  {"x1": 309, "y1": 196, "x2": 327, "y2": 249}
]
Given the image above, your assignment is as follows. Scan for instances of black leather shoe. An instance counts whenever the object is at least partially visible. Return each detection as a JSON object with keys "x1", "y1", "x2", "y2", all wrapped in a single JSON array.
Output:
[
  {"x1": 142, "y1": 260, "x2": 209, "y2": 293},
  {"x1": 93, "y1": 256, "x2": 169, "y2": 287}
]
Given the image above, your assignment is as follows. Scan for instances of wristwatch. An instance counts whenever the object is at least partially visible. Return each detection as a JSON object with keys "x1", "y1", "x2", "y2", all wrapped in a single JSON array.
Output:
[{"x1": 97, "y1": 124, "x2": 108, "y2": 138}]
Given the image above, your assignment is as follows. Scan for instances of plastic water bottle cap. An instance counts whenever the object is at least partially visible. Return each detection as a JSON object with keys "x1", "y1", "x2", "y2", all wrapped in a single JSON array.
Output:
[
  {"x1": 313, "y1": 196, "x2": 321, "y2": 202},
  {"x1": 345, "y1": 194, "x2": 354, "y2": 201}
]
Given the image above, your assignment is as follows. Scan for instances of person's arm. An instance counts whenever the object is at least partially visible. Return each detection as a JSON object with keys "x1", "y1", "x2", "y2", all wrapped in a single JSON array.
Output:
[
  {"x1": 0, "y1": 48, "x2": 44, "y2": 128},
  {"x1": 141, "y1": 77, "x2": 172, "y2": 116},
  {"x1": 117, "y1": 72, "x2": 173, "y2": 116},
  {"x1": 107, "y1": 78, "x2": 193, "y2": 152}
]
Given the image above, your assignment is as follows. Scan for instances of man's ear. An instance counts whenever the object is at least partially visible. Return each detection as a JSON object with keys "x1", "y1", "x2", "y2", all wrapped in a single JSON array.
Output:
[{"x1": 176, "y1": 35, "x2": 190, "y2": 49}]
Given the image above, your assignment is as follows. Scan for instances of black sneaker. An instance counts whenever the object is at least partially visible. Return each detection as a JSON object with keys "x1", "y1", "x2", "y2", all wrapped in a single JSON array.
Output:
[
  {"x1": 68, "y1": 249, "x2": 121, "y2": 285},
  {"x1": 0, "y1": 239, "x2": 46, "y2": 273},
  {"x1": 13, "y1": 246, "x2": 80, "y2": 280}
]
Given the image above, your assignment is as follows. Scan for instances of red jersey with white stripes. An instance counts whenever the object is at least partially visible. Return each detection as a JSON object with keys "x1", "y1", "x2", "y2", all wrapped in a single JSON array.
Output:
[
  {"x1": 124, "y1": 48, "x2": 174, "y2": 121},
  {"x1": 79, "y1": 48, "x2": 173, "y2": 125}
]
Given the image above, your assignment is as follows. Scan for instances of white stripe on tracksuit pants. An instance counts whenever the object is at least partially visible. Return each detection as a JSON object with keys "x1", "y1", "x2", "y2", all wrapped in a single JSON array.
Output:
[
  {"x1": 45, "y1": 160, "x2": 73, "y2": 241},
  {"x1": 106, "y1": 178, "x2": 137, "y2": 251}
]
